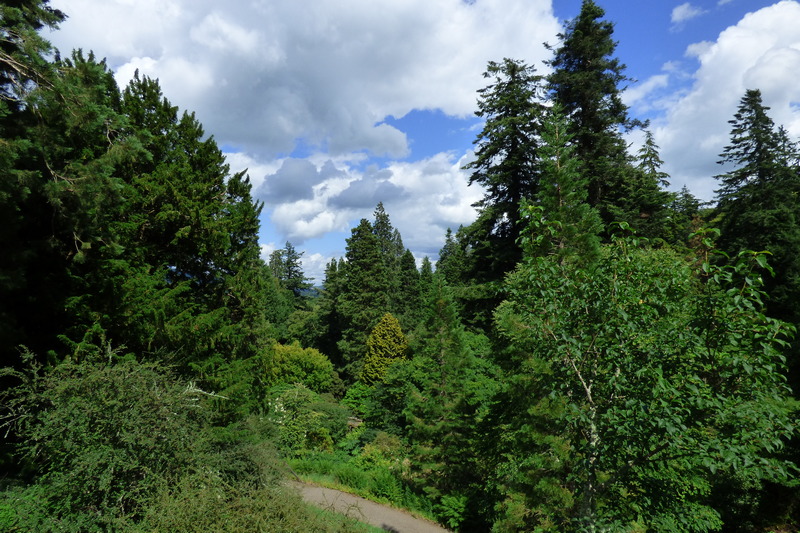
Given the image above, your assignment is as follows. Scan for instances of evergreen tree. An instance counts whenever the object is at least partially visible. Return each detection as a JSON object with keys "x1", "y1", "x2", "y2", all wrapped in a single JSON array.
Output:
[
  {"x1": 527, "y1": 103, "x2": 602, "y2": 265},
  {"x1": 623, "y1": 130, "x2": 674, "y2": 240},
  {"x1": 360, "y1": 312, "x2": 407, "y2": 386},
  {"x1": 547, "y1": 0, "x2": 647, "y2": 230},
  {"x1": 714, "y1": 89, "x2": 800, "y2": 324},
  {"x1": 463, "y1": 58, "x2": 544, "y2": 280},
  {"x1": 337, "y1": 218, "x2": 393, "y2": 380},
  {"x1": 394, "y1": 249, "x2": 422, "y2": 331},
  {"x1": 0, "y1": 0, "x2": 63, "y2": 107},
  {"x1": 436, "y1": 227, "x2": 468, "y2": 286},
  {"x1": 716, "y1": 89, "x2": 795, "y2": 202},
  {"x1": 664, "y1": 185, "x2": 706, "y2": 246},
  {"x1": 307, "y1": 258, "x2": 345, "y2": 366},
  {"x1": 419, "y1": 256, "x2": 434, "y2": 297},
  {"x1": 372, "y1": 201, "x2": 405, "y2": 260},
  {"x1": 269, "y1": 241, "x2": 313, "y2": 299}
]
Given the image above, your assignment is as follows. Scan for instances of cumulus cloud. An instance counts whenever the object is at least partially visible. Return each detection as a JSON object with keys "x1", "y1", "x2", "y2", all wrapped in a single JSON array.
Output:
[
  {"x1": 655, "y1": 0, "x2": 800, "y2": 200},
  {"x1": 258, "y1": 158, "x2": 347, "y2": 203},
  {"x1": 329, "y1": 168, "x2": 408, "y2": 209},
  {"x1": 48, "y1": 0, "x2": 559, "y2": 160},
  {"x1": 255, "y1": 152, "x2": 482, "y2": 255},
  {"x1": 623, "y1": 73, "x2": 670, "y2": 110},
  {"x1": 671, "y1": 3, "x2": 708, "y2": 26}
]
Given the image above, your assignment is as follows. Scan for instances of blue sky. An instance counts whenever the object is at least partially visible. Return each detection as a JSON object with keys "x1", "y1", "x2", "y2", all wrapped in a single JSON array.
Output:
[{"x1": 46, "y1": 0, "x2": 800, "y2": 281}]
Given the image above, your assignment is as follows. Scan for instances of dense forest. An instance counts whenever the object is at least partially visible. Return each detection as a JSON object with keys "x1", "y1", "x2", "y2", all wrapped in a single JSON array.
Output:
[{"x1": 1, "y1": 1, "x2": 799, "y2": 531}]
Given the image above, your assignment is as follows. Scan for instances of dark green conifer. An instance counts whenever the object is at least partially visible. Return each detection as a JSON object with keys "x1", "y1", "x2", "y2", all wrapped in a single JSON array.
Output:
[
  {"x1": 463, "y1": 58, "x2": 544, "y2": 279},
  {"x1": 714, "y1": 89, "x2": 800, "y2": 325},
  {"x1": 547, "y1": 0, "x2": 646, "y2": 230}
]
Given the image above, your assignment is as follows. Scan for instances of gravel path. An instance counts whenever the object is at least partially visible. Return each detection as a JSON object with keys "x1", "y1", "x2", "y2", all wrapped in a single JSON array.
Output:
[{"x1": 292, "y1": 482, "x2": 451, "y2": 533}]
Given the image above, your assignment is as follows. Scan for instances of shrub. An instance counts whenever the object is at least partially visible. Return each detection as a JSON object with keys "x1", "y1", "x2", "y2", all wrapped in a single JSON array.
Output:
[
  {"x1": 268, "y1": 384, "x2": 352, "y2": 454},
  {"x1": 266, "y1": 342, "x2": 335, "y2": 393},
  {"x1": 0, "y1": 352, "x2": 210, "y2": 528},
  {"x1": 332, "y1": 463, "x2": 370, "y2": 491}
]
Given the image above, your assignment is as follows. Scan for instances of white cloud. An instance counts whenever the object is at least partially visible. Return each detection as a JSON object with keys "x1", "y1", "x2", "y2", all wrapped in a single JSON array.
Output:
[
  {"x1": 48, "y1": 0, "x2": 560, "y2": 160},
  {"x1": 255, "y1": 151, "x2": 482, "y2": 255},
  {"x1": 624, "y1": 74, "x2": 670, "y2": 109},
  {"x1": 300, "y1": 253, "x2": 330, "y2": 285},
  {"x1": 671, "y1": 3, "x2": 708, "y2": 27},
  {"x1": 656, "y1": 0, "x2": 800, "y2": 200}
]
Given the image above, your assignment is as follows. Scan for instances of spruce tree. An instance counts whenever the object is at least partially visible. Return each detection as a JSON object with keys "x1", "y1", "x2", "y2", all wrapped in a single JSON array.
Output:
[
  {"x1": 624, "y1": 130, "x2": 674, "y2": 240},
  {"x1": 463, "y1": 58, "x2": 544, "y2": 280},
  {"x1": 547, "y1": 0, "x2": 647, "y2": 230},
  {"x1": 714, "y1": 89, "x2": 800, "y2": 324}
]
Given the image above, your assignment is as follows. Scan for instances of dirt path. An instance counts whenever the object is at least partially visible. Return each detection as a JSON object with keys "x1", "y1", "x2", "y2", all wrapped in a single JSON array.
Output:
[{"x1": 292, "y1": 482, "x2": 450, "y2": 533}]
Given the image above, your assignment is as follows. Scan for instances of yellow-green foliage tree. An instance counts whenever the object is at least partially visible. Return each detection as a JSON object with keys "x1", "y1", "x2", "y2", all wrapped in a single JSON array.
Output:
[
  {"x1": 265, "y1": 342, "x2": 334, "y2": 393},
  {"x1": 361, "y1": 313, "x2": 407, "y2": 386}
]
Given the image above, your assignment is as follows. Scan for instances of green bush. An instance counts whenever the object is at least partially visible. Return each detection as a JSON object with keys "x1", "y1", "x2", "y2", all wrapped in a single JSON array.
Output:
[
  {"x1": 1, "y1": 352, "x2": 210, "y2": 529},
  {"x1": 368, "y1": 468, "x2": 402, "y2": 502},
  {"x1": 332, "y1": 463, "x2": 370, "y2": 491},
  {"x1": 0, "y1": 352, "x2": 370, "y2": 532},
  {"x1": 266, "y1": 342, "x2": 335, "y2": 393},
  {"x1": 140, "y1": 469, "x2": 369, "y2": 532},
  {"x1": 268, "y1": 384, "x2": 352, "y2": 454}
]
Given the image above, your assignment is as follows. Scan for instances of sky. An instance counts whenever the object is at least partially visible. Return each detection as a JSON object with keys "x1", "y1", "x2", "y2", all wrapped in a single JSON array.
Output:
[{"x1": 44, "y1": 0, "x2": 800, "y2": 282}]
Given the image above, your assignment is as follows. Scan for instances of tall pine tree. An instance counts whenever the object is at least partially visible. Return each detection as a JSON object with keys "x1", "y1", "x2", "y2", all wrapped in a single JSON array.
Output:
[
  {"x1": 547, "y1": 0, "x2": 650, "y2": 231},
  {"x1": 463, "y1": 58, "x2": 544, "y2": 281},
  {"x1": 714, "y1": 89, "x2": 800, "y2": 325}
]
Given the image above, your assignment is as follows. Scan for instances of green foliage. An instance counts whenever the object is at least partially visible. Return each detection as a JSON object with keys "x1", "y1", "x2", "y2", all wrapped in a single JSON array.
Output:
[
  {"x1": 360, "y1": 312, "x2": 408, "y2": 386},
  {"x1": 463, "y1": 58, "x2": 544, "y2": 281},
  {"x1": 267, "y1": 384, "x2": 351, "y2": 454},
  {"x1": 269, "y1": 241, "x2": 314, "y2": 303},
  {"x1": 0, "y1": 350, "x2": 210, "y2": 528},
  {"x1": 526, "y1": 102, "x2": 602, "y2": 265},
  {"x1": 494, "y1": 228, "x2": 798, "y2": 530},
  {"x1": 714, "y1": 89, "x2": 800, "y2": 326},
  {"x1": 337, "y1": 218, "x2": 392, "y2": 378},
  {"x1": 266, "y1": 342, "x2": 335, "y2": 393},
  {"x1": 623, "y1": 130, "x2": 675, "y2": 240},
  {"x1": 547, "y1": 0, "x2": 644, "y2": 230}
]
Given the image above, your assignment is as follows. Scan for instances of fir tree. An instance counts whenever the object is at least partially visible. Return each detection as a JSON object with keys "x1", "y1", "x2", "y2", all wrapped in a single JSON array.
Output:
[
  {"x1": 623, "y1": 130, "x2": 674, "y2": 240},
  {"x1": 337, "y1": 218, "x2": 393, "y2": 380},
  {"x1": 547, "y1": 0, "x2": 647, "y2": 230},
  {"x1": 463, "y1": 58, "x2": 544, "y2": 280},
  {"x1": 528, "y1": 103, "x2": 602, "y2": 265},
  {"x1": 269, "y1": 241, "x2": 313, "y2": 299},
  {"x1": 714, "y1": 89, "x2": 800, "y2": 326}
]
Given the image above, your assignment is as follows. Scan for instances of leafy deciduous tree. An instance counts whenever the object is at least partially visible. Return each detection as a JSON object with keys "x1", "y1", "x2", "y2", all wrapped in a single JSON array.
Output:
[{"x1": 495, "y1": 226, "x2": 797, "y2": 530}]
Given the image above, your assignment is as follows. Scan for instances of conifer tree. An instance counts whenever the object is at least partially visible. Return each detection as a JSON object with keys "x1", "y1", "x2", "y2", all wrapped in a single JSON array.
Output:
[
  {"x1": 309, "y1": 258, "x2": 345, "y2": 366},
  {"x1": 463, "y1": 58, "x2": 544, "y2": 280},
  {"x1": 528, "y1": 103, "x2": 602, "y2": 265},
  {"x1": 337, "y1": 218, "x2": 393, "y2": 380},
  {"x1": 622, "y1": 130, "x2": 674, "y2": 240},
  {"x1": 394, "y1": 249, "x2": 422, "y2": 330},
  {"x1": 436, "y1": 228, "x2": 469, "y2": 286},
  {"x1": 360, "y1": 312, "x2": 407, "y2": 386},
  {"x1": 547, "y1": 0, "x2": 647, "y2": 230},
  {"x1": 269, "y1": 241, "x2": 313, "y2": 300},
  {"x1": 714, "y1": 89, "x2": 800, "y2": 324}
]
